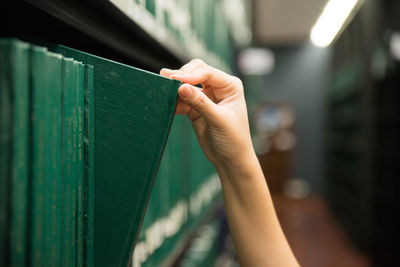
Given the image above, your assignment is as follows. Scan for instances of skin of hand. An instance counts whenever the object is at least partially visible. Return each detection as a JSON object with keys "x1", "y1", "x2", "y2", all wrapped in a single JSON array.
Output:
[
  {"x1": 160, "y1": 59, "x2": 253, "y2": 171},
  {"x1": 160, "y1": 59, "x2": 299, "y2": 267}
]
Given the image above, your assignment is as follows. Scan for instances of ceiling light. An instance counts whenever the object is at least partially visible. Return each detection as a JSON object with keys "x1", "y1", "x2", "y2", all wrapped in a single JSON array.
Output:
[
  {"x1": 390, "y1": 32, "x2": 400, "y2": 61},
  {"x1": 310, "y1": 0, "x2": 361, "y2": 48},
  {"x1": 238, "y1": 48, "x2": 275, "y2": 75}
]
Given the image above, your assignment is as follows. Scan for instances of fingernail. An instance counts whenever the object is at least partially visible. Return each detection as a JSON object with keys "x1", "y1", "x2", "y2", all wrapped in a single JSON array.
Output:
[
  {"x1": 179, "y1": 85, "x2": 192, "y2": 99},
  {"x1": 170, "y1": 74, "x2": 183, "y2": 80},
  {"x1": 161, "y1": 68, "x2": 172, "y2": 74}
]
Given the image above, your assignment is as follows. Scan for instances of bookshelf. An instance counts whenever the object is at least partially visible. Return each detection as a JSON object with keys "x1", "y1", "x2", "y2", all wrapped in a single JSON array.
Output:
[
  {"x1": 1, "y1": 0, "x2": 251, "y2": 266},
  {"x1": 325, "y1": 2, "x2": 400, "y2": 264}
]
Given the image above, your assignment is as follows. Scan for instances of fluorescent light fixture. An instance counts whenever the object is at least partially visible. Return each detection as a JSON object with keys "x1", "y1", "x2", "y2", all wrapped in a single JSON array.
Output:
[
  {"x1": 390, "y1": 32, "x2": 400, "y2": 61},
  {"x1": 311, "y1": 0, "x2": 360, "y2": 48}
]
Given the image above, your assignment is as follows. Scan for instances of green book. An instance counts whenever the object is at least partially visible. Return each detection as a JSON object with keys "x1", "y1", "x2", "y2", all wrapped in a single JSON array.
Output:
[
  {"x1": 165, "y1": 117, "x2": 188, "y2": 261},
  {"x1": 52, "y1": 45, "x2": 181, "y2": 267},
  {"x1": 44, "y1": 51, "x2": 63, "y2": 267},
  {"x1": 71, "y1": 60, "x2": 80, "y2": 267},
  {"x1": 84, "y1": 64, "x2": 95, "y2": 267},
  {"x1": 30, "y1": 45, "x2": 49, "y2": 266},
  {"x1": 153, "y1": 117, "x2": 185, "y2": 266},
  {"x1": 61, "y1": 57, "x2": 77, "y2": 267},
  {"x1": 0, "y1": 39, "x2": 14, "y2": 267},
  {"x1": 76, "y1": 61, "x2": 85, "y2": 267},
  {"x1": 6, "y1": 39, "x2": 30, "y2": 267}
]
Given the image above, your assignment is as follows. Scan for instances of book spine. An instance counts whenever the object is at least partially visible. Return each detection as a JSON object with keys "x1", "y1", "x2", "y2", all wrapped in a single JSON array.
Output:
[
  {"x1": 43, "y1": 51, "x2": 63, "y2": 267},
  {"x1": 61, "y1": 57, "x2": 76, "y2": 267},
  {"x1": 71, "y1": 60, "x2": 80, "y2": 267},
  {"x1": 9, "y1": 40, "x2": 30, "y2": 267},
  {"x1": 30, "y1": 45, "x2": 48, "y2": 266},
  {"x1": 76, "y1": 62, "x2": 85, "y2": 267},
  {"x1": 84, "y1": 64, "x2": 94, "y2": 267},
  {"x1": 0, "y1": 39, "x2": 12, "y2": 267}
]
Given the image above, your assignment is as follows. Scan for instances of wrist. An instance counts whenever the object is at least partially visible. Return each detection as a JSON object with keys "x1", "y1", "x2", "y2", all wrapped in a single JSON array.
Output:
[{"x1": 214, "y1": 147, "x2": 262, "y2": 181}]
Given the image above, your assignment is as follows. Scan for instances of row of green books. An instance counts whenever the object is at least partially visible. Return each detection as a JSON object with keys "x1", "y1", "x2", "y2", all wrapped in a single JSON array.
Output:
[
  {"x1": 0, "y1": 38, "x2": 184, "y2": 267},
  {"x1": 0, "y1": 38, "x2": 94, "y2": 267},
  {"x1": 114, "y1": 0, "x2": 233, "y2": 71},
  {"x1": 179, "y1": 220, "x2": 221, "y2": 267},
  {"x1": 131, "y1": 115, "x2": 222, "y2": 267}
]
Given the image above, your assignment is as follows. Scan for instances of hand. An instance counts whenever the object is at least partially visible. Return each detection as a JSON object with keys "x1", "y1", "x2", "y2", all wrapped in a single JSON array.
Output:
[{"x1": 160, "y1": 59, "x2": 254, "y2": 170}]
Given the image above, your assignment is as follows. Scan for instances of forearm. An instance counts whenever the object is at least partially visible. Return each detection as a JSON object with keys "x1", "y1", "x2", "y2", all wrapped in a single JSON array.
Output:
[{"x1": 215, "y1": 151, "x2": 299, "y2": 267}]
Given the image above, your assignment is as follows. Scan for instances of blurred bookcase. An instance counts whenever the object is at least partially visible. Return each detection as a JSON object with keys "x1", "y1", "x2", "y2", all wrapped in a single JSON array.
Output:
[
  {"x1": 325, "y1": 3, "x2": 400, "y2": 264},
  {"x1": 325, "y1": 60, "x2": 375, "y2": 247}
]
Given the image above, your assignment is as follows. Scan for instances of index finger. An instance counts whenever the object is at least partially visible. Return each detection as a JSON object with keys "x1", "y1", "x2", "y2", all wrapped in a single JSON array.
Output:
[{"x1": 162, "y1": 59, "x2": 234, "y2": 89}]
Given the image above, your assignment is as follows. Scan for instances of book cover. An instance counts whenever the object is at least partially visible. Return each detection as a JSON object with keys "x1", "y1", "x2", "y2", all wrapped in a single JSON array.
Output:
[
  {"x1": 0, "y1": 39, "x2": 13, "y2": 267},
  {"x1": 30, "y1": 45, "x2": 48, "y2": 266},
  {"x1": 44, "y1": 51, "x2": 63, "y2": 267},
  {"x1": 8, "y1": 39, "x2": 30, "y2": 267},
  {"x1": 84, "y1": 64, "x2": 95, "y2": 267},
  {"x1": 61, "y1": 57, "x2": 77, "y2": 267},
  {"x1": 76, "y1": 61, "x2": 85, "y2": 267}
]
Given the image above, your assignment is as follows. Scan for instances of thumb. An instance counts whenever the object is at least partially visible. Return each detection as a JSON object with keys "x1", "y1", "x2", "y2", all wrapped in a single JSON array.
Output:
[{"x1": 178, "y1": 84, "x2": 218, "y2": 121}]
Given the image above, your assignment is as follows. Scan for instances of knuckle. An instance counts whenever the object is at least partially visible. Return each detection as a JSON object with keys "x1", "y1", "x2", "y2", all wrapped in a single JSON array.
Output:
[
  {"x1": 193, "y1": 95, "x2": 206, "y2": 110},
  {"x1": 191, "y1": 59, "x2": 208, "y2": 71},
  {"x1": 230, "y1": 76, "x2": 244, "y2": 92},
  {"x1": 199, "y1": 70, "x2": 211, "y2": 81},
  {"x1": 231, "y1": 76, "x2": 243, "y2": 87},
  {"x1": 190, "y1": 58, "x2": 205, "y2": 66}
]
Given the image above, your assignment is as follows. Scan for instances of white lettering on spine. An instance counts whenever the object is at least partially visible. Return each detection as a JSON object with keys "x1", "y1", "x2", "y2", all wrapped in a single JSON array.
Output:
[
  {"x1": 132, "y1": 173, "x2": 221, "y2": 267},
  {"x1": 190, "y1": 173, "x2": 221, "y2": 216},
  {"x1": 108, "y1": 0, "x2": 230, "y2": 72}
]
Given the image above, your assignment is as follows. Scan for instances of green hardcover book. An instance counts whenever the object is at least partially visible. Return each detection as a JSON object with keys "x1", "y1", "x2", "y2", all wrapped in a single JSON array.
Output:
[
  {"x1": 43, "y1": 51, "x2": 63, "y2": 267},
  {"x1": 76, "y1": 61, "x2": 85, "y2": 267},
  {"x1": 133, "y1": 189, "x2": 154, "y2": 267},
  {"x1": 147, "y1": 118, "x2": 178, "y2": 266},
  {"x1": 144, "y1": 156, "x2": 162, "y2": 266},
  {"x1": 71, "y1": 60, "x2": 80, "y2": 267},
  {"x1": 161, "y1": 117, "x2": 189, "y2": 266},
  {"x1": 141, "y1": 125, "x2": 171, "y2": 266},
  {"x1": 7, "y1": 39, "x2": 30, "y2": 267},
  {"x1": 61, "y1": 57, "x2": 77, "y2": 267},
  {"x1": 0, "y1": 39, "x2": 13, "y2": 267},
  {"x1": 30, "y1": 45, "x2": 48, "y2": 266},
  {"x1": 163, "y1": 117, "x2": 187, "y2": 261},
  {"x1": 52, "y1": 45, "x2": 180, "y2": 267},
  {"x1": 188, "y1": 125, "x2": 211, "y2": 228},
  {"x1": 84, "y1": 64, "x2": 95, "y2": 267}
]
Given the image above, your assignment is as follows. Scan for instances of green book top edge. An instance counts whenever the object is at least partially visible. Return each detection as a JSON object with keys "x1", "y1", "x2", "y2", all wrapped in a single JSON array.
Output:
[{"x1": 56, "y1": 44, "x2": 177, "y2": 81}]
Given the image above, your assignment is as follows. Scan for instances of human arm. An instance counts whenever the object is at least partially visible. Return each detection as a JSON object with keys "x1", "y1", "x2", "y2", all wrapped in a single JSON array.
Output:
[{"x1": 160, "y1": 59, "x2": 299, "y2": 267}]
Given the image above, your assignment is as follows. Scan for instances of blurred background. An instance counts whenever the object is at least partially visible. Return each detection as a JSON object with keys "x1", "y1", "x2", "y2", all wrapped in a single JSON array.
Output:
[
  {"x1": 3, "y1": 0, "x2": 400, "y2": 266},
  {"x1": 240, "y1": 0, "x2": 400, "y2": 266}
]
